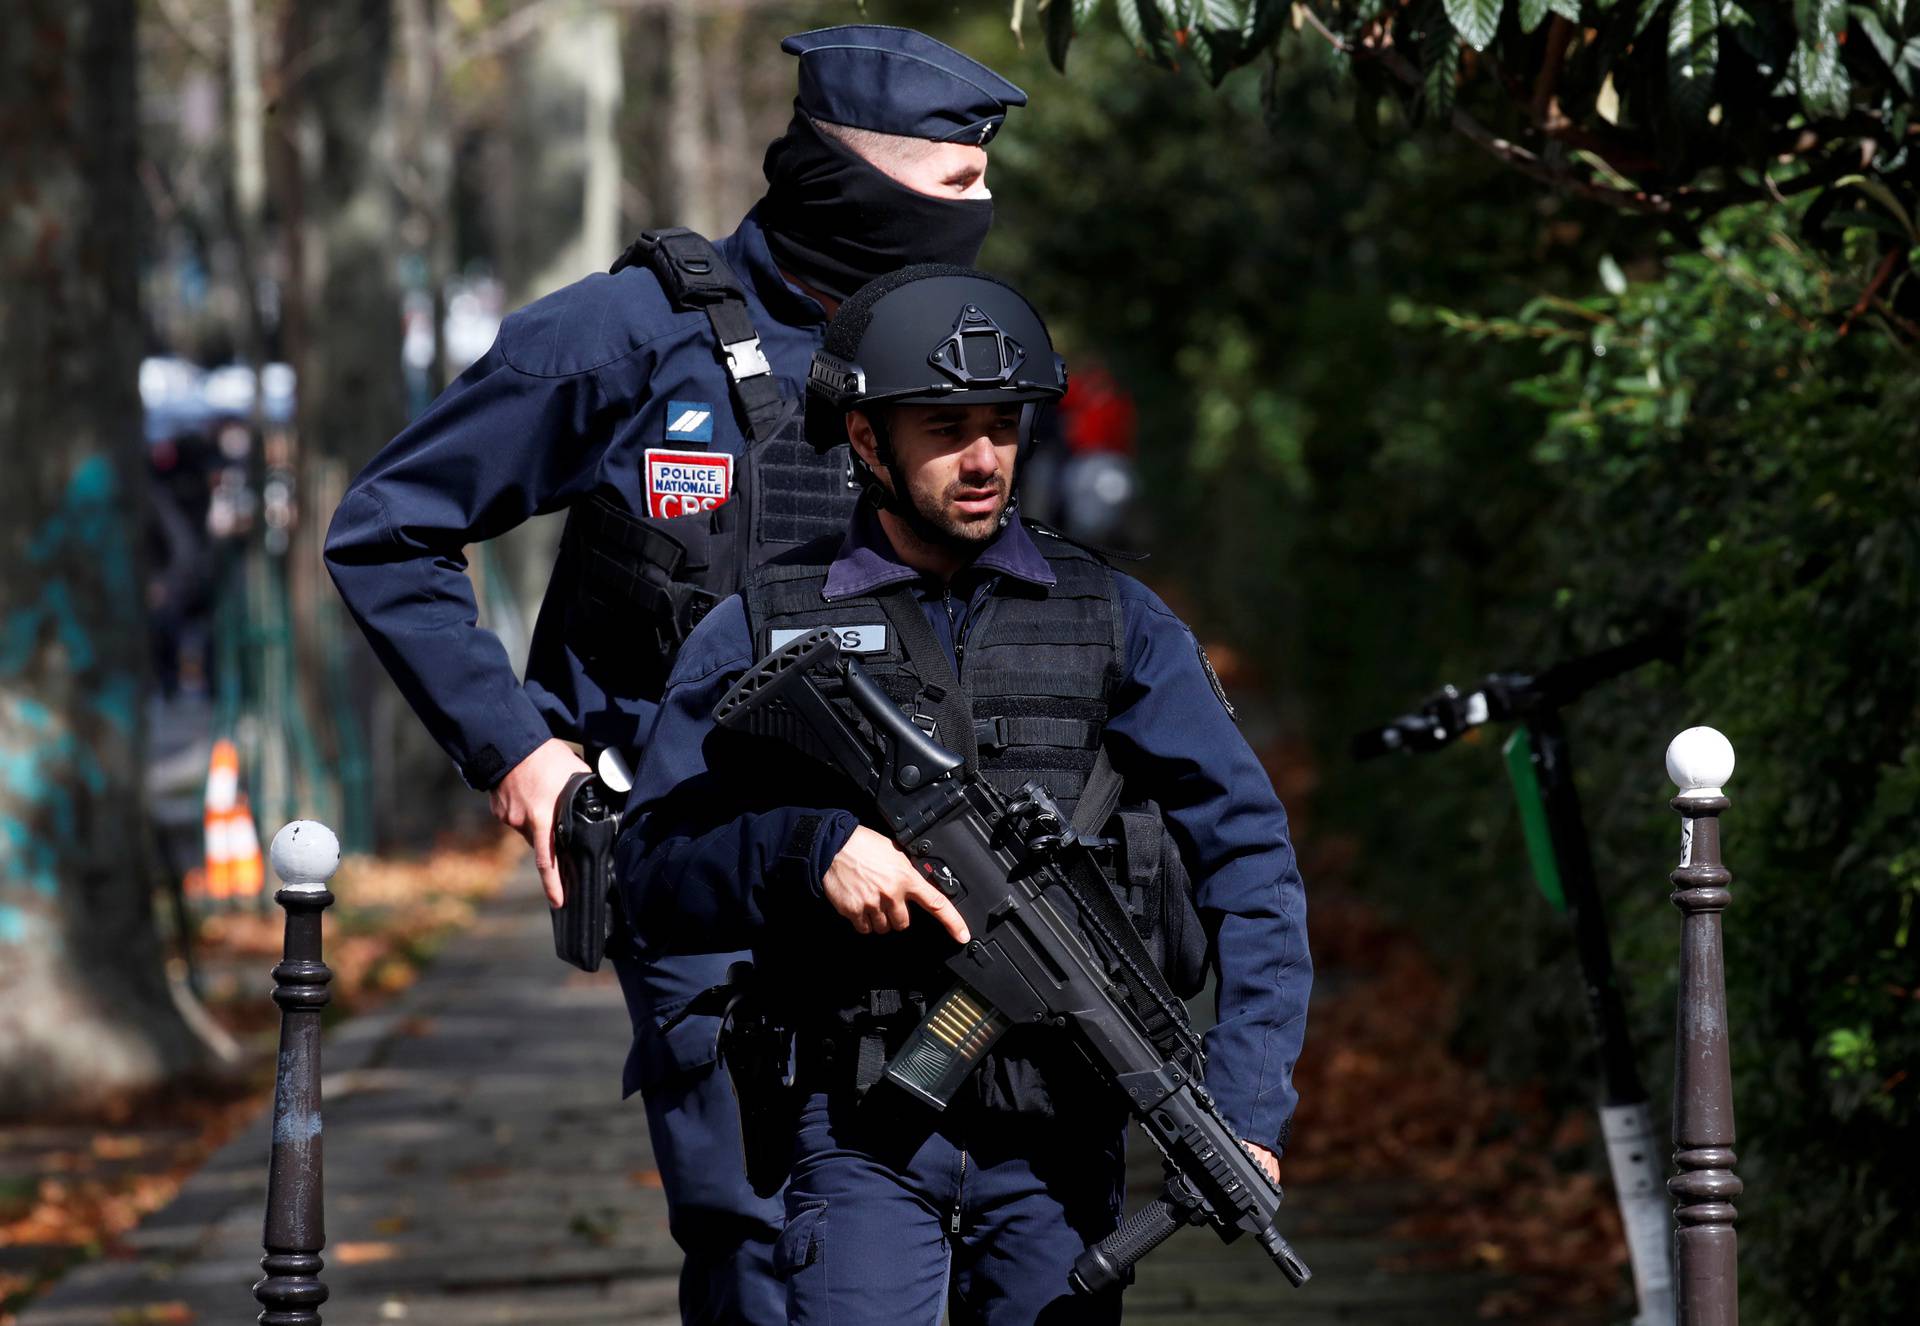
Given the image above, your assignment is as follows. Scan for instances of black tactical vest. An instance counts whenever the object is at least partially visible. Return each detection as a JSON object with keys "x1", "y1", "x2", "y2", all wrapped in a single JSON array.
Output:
[
  {"x1": 741, "y1": 520, "x2": 1205, "y2": 1120},
  {"x1": 745, "y1": 520, "x2": 1124, "y2": 816},
  {"x1": 559, "y1": 230, "x2": 860, "y2": 700}
]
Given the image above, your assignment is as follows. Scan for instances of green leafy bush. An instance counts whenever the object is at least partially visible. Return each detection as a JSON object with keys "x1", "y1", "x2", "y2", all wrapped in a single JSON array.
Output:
[
  {"x1": 1471, "y1": 197, "x2": 1920, "y2": 1320},
  {"x1": 955, "y1": 5, "x2": 1918, "y2": 1312}
]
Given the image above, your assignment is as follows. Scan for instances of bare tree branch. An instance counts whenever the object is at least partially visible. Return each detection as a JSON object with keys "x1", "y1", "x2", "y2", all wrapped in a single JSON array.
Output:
[
  {"x1": 151, "y1": 0, "x2": 223, "y2": 64},
  {"x1": 1298, "y1": 6, "x2": 1681, "y2": 215}
]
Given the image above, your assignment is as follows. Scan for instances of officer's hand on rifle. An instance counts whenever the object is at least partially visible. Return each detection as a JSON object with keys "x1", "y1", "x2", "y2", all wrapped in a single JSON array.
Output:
[
  {"x1": 823, "y1": 826, "x2": 972, "y2": 945},
  {"x1": 487, "y1": 737, "x2": 592, "y2": 908},
  {"x1": 1243, "y1": 1141, "x2": 1281, "y2": 1185}
]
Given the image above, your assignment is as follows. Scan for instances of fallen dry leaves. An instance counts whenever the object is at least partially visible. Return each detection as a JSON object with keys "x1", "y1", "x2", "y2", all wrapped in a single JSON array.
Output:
[
  {"x1": 0, "y1": 831, "x2": 522, "y2": 1325},
  {"x1": 1289, "y1": 892, "x2": 1632, "y2": 1319}
]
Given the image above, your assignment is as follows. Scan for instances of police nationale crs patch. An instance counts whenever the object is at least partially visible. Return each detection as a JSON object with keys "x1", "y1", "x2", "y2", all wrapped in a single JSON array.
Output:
[{"x1": 645, "y1": 448, "x2": 733, "y2": 519}]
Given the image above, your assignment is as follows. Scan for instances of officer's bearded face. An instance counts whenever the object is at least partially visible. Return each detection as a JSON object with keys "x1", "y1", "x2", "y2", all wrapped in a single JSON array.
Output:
[{"x1": 853, "y1": 403, "x2": 1020, "y2": 546}]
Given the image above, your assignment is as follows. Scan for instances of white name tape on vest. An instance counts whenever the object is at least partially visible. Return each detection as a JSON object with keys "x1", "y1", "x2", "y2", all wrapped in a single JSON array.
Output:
[
  {"x1": 771, "y1": 625, "x2": 888, "y2": 655},
  {"x1": 645, "y1": 448, "x2": 734, "y2": 519}
]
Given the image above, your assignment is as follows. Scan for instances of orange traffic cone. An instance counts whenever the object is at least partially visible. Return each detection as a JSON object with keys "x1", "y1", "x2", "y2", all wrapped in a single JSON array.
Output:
[
  {"x1": 231, "y1": 793, "x2": 265, "y2": 901},
  {"x1": 204, "y1": 740, "x2": 241, "y2": 906}
]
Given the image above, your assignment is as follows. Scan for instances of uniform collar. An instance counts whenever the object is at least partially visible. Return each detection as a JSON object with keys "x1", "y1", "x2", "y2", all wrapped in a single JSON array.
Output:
[
  {"x1": 724, "y1": 206, "x2": 830, "y2": 329},
  {"x1": 822, "y1": 505, "x2": 1057, "y2": 601}
]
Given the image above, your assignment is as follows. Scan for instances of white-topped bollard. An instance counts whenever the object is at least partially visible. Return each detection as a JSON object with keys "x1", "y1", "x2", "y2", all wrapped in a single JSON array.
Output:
[
  {"x1": 270, "y1": 820, "x2": 342, "y2": 894},
  {"x1": 1664, "y1": 731, "x2": 1740, "y2": 1326},
  {"x1": 1667, "y1": 725, "x2": 1736, "y2": 800},
  {"x1": 255, "y1": 821, "x2": 340, "y2": 1326}
]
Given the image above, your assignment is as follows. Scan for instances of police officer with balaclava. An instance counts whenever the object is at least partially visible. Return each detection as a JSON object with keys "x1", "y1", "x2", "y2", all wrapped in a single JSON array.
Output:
[
  {"x1": 323, "y1": 27, "x2": 1028, "y2": 1326},
  {"x1": 615, "y1": 266, "x2": 1313, "y2": 1323}
]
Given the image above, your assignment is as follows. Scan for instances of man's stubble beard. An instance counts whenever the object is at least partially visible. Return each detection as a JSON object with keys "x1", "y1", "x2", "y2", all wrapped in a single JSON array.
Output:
[{"x1": 903, "y1": 471, "x2": 1010, "y2": 550}]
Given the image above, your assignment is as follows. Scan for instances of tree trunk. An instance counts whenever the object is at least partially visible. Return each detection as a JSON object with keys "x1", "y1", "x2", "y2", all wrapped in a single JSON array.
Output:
[
  {"x1": 489, "y1": 10, "x2": 627, "y2": 651},
  {"x1": 667, "y1": 0, "x2": 716, "y2": 235},
  {"x1": 280, "y1": 0, "x2": 406, "y2": 478},
  {"x1": 706, "y1": 8, "x2": 754, "y2": 228},
  {"x1": 277, "y1": 0, "x2": 479, "y2": 848},
  {"x1": 0, "y1": 0, "x2": 223, "y2": 1112}
]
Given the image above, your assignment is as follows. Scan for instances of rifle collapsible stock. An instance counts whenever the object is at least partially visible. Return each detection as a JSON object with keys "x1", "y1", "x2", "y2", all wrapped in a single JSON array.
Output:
[{"x1": 714, "y1": 628, "x2": 1311, "y2": 1294}]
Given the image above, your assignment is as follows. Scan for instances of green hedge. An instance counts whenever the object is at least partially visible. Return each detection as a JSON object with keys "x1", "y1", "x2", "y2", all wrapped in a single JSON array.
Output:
[{"x1": 970, "y1": 17, "x2": 1917, "y2": 1317}]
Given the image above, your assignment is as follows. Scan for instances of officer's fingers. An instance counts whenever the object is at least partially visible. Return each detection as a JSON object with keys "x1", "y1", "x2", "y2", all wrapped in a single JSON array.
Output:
[
  {"x1": 530, "y1": 807, "x2": 556, "y2": 872},
  {"x1": 881, "y1": 890, "x2": 913, "y2": 933},
  {"x1": 523, "y1": 802, "x2": 563, "y2": 906},
  {"x1": 1240, "y1": 1140, "x2": 1281, "y2": 1184},
  {"x1": 537, "y1": 858, "x2": 564, "y2": 910},
  {"x1": 905, "y1": 877, "x2": 971, "y2": 946}
]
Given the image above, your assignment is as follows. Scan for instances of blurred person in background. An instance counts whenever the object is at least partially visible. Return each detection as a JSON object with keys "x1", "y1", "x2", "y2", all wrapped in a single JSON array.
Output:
[
  {"x1": 323, "y1": 25, "x2": 1029, "y2": 1326},
  {"x1": 1020, "y1": 361, "x2": 1141, "y2": 547}
]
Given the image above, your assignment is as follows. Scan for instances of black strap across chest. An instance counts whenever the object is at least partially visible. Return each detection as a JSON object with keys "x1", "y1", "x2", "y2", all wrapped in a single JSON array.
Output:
[
  {"x1": 872, "y1": 582, "x2": 981, "y2": 774},
  {"x1": 611, "y1": 227, "x2": 786, "y2": 441}
]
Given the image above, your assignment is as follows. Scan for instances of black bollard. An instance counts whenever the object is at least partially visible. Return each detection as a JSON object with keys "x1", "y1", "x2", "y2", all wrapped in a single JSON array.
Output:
[
  {"x1": 254, "y1": 820, "x2": 340, "y2": 1326},
  {"x1": 1665, "y1": 729, "x2": 1740, "y2": 1326}
]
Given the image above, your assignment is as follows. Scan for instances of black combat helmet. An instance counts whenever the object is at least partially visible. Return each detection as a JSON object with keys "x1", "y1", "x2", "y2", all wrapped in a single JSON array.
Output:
[{"x1": 805, "y1": 264, "x2": 1067, "y2": 457}]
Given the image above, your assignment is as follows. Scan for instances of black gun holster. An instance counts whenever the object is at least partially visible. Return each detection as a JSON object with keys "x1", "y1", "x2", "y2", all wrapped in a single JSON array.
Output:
[
  {"x1": 666, "y1": 961, "x2": 802, "y2": 1198},
  {"x1": 552, "y1": 771, "x2": 620, "y2": 971}
]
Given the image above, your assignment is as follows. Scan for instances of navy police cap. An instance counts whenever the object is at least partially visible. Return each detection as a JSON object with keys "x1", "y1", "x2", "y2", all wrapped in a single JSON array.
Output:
[{"x1": 781, "y1": 25, "x2": 1027, "y2": 146}]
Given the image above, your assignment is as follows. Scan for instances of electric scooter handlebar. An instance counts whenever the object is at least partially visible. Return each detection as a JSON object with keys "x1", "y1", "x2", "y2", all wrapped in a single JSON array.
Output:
[{"x1": 1350, "y1": 627, "x2": 1682, "y2": 762}]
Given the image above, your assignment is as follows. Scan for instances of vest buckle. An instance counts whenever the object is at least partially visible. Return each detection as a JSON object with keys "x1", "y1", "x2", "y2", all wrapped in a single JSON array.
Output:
[{"x1": 723, "y1": 336, "x2": 772, "y2": 382}]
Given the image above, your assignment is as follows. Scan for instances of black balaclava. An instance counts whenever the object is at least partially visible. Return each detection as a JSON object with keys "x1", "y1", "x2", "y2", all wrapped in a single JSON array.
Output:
[{"x1": 759, "y1": 114, "x2": 994, "y2": 303}]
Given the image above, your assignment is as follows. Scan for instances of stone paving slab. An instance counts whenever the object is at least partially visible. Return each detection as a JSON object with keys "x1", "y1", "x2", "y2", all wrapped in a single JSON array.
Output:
[
  {"x1": 21, "y1": 892, "x2": 675, "y2": 1326},
  {"x1": 20, "y1": 881, "x2": 1506, "y2": 1325}
]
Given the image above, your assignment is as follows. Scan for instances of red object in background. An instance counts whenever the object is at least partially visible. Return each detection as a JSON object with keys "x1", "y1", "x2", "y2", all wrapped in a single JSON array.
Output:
[{"x1": 1057, "y1": 365, "x2": 1137, "y2": 457}]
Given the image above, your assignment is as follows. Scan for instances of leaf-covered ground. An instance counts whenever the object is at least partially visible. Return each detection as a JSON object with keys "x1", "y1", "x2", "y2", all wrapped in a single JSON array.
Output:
[
  {"x1": 3, "y1": 738, "x2": 1640, "y2": 1323},
  {"x1": 0, "y1": 833, "x2": 522, "y2": 1324},
  {"x1": 1288, "y1": 892, "x2": 1631, "y2": 1319},
  {"x1": 1212, "y1": 634, "x2": 1631, "y2": 1321}
]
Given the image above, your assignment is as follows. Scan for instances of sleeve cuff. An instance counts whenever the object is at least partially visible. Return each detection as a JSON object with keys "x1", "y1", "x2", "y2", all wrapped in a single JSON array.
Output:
[
  {"x1": 460, "y1": 695, "x2": 553, "y2": 790},
  {"x1": 779, "y1": 809, "x2": 858, "y2": 897}
]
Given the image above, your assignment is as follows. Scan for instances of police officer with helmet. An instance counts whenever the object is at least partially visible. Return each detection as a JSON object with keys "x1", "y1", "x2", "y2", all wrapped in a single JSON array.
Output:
[
  {"x1": 323, "y1": 27, "x2": 1028, "y2": 1326},
  {"x1": 617, "y1": 266, "x2": 1313, "y2": 1323}
]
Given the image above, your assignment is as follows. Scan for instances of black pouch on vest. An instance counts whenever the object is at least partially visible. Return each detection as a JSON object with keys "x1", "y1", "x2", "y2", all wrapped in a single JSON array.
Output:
[
  {"x1": 559, "y1": 493, "x2": 722, "y2": 696},
  {"x1": 552, "y1": 772, "x2": 619, "y2": 971},
  {"x1": 1113, "y1": 803, "x2": 1210, "y2": 999},
  {"x1": 1074, "y1": 750, "x2": 1211, "y2": 1000}
]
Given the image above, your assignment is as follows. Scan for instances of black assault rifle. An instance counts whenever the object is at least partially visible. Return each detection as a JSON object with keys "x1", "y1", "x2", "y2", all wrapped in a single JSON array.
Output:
[{"x1": 714, "y1": 628, "x2": 1311, "y2": 1295}]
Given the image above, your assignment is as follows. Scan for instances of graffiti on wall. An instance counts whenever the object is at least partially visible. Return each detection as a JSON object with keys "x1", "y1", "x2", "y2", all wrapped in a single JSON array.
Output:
[{"x1": 1, "y1": 456, "x2": 139, "y2": 944}]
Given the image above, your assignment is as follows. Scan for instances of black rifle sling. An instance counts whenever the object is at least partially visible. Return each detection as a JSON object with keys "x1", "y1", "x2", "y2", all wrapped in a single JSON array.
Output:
[
  {"x1": 612, "y1": 228, "x2": 787, "y2": 441},
  {"x1": 873, "y1": 583, "x2": 981, "y2": 774},
  {"x1": 1063, "y1": 746, "x2": 1192, "y2": 1040},
  {"x1": 1071, "y1": 745, "x2": 1125, "y2": 837},
  {"x1": 1056, "y1": 838, "x2": 1198, "y2": 1064},
  {"x1": 1054, "y1": 660, "x2": 1195, "y2": 1058}
]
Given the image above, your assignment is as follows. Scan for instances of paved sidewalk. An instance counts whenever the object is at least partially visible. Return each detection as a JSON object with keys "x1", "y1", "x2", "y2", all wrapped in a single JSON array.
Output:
[{"x1": 22, "y1": 886, "x2": 1496, "y2": 1325}]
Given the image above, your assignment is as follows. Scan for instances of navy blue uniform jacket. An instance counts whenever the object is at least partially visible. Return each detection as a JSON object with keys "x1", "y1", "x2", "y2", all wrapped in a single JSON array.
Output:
[
  {"x1": 323, "y1": 211, "x2": 827, "y2": 788},
  {"x1": 617, "y1": 511, "x2": 1313, "y2": 1150}
]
